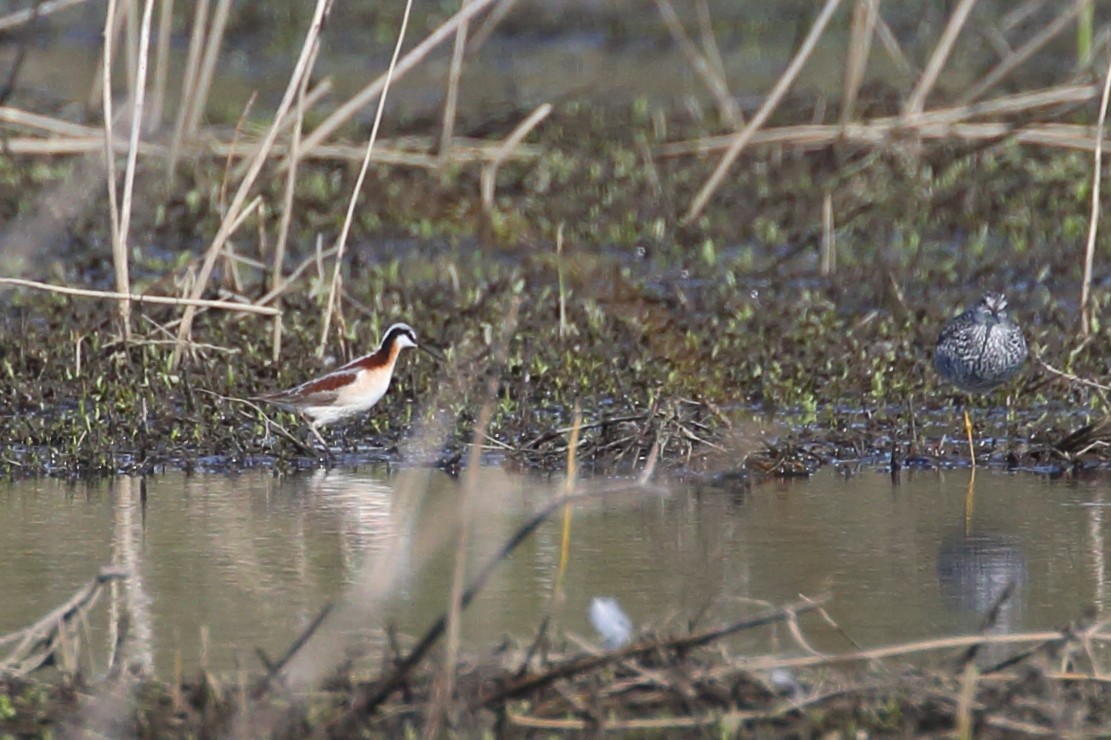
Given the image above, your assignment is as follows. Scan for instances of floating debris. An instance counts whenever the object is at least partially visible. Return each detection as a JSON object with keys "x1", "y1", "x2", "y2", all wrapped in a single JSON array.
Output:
[{"x1": 590, "y1": 595, "x2": 633, "y2": 648}]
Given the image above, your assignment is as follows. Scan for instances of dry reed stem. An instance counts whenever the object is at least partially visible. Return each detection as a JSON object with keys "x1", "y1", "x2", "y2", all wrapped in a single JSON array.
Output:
[
  {"x1": 172, "y1": 0, "x2": 334, "y2": 368},
  {"x1": 903, "y1": 0, "x2": 979, "y2": 116},
  {"x1": 0, "y1": 127, "x2": 538, "y2": 166},
  {"x1": 298, "y1": 0, "x2": 499, "y2": 158},
  {"x1": 0, "y1": 0, "x2": 90, "y2": 33},
  {"x1": 683, "y1": 0, "x2": 844, "y2": 223},
  {"x1": 0, "y1": 278, "x2": 280, "y2": 315},
  {"x1": 0, "y1": 106, "x2": 101, "y2": 137},
  {"x1": 660, "y1": 86, "x2": 1100, "y2": 157},
  {"x1": 1, "y1": 136, "x2": 164, "y2": 155},
  {"x1": 841, "y1": 0, "x2": 878, "y2": 126},
  {"x1": 716, "y1": 629, "x2": 1070, "y2": 675},
  {"x1": 316, "y1": 0, "x2": 413, "y2": 358},
  {"x1": 115, "y1": 0, "x2": 158, "y2": 342},
  {"x1": 149, "y1": 0, "x2": 173, "y2": 131},
  {"x1": 185, "y1": 0, "x2": 231, "y2": 137},
  {"x1": 1079, "y1": 38, "x2": 1111, "y2": 337},
  {"x1": 958, "y1": 0, "x2": 1086, "y2": 105},
  {"x1": 480, "y1": 102, "x2": 552, "y2": 213},
  {"x1": 956, "y1": 662, "x2": 978, "y2": 740},
  {"x1": 125, "y1": 0, "x2": 138, "y2": 94},
  {"x1": 653, "y1": 0, "x2": 739, "y2": 126},
  {"x1": 167, "y1": 0, "x2": 209, "y2": 184},
  {"x1": 101, "y1": 0, "x2": 128, "y2": 340},
  {"x1": 439, "y1": 1, "x2": 470, "y2": 159}
]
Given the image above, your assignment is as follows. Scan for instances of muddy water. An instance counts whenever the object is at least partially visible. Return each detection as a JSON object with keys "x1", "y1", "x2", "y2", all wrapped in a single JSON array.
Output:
[{"x1": 0, "y1": 466, "x2": 1108, "y2": 677}]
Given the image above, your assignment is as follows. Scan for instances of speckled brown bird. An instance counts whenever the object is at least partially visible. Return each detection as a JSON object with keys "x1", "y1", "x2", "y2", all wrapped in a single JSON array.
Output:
[{"x1": 935, "y1": 293, "x2": 1027, "y2": 466}]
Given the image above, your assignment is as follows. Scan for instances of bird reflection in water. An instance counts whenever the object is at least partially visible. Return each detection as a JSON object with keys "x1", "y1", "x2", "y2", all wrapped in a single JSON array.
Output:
[{"x1": 936, "y1": 471, "x2": 1027, "y2": 665}]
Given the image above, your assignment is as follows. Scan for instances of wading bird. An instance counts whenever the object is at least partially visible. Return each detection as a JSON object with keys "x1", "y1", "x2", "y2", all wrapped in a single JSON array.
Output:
[
  {"x1": 255, "y1": 323, "x2": 423, "y2": 447},
  {"x1": 934, "y1": 293, "x2": 1027, "y2": 467}
]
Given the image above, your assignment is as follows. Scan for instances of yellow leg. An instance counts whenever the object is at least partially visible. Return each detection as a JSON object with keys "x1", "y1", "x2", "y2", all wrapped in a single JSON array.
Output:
[{"x1": 963, "y1": 408, "x2": 976, "y2": 468}]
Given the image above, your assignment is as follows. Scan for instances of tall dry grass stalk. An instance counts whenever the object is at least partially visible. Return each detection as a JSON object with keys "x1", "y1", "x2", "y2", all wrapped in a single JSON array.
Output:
[
  {"x1": 1079, "y1": 51, "x2": 1111, "y2": 337},
  {"x1": 171, "y1": 0, "x2": 335, "y2": 368},
  {"x1": 684, "y1": 0, "x2": 844, "y2": 223},
  {"x1": 112, "y1": 0, "x2": 158, "y2": 342},
  {"x1": 101, "y1": 0, "x2": 129, "y2": 340},
  {"x1": 316, "y1": 0, "x2": 415, "y2": 357},
  {"x1": 841, "y1": 0, "x2": 878, "y2": 126}
]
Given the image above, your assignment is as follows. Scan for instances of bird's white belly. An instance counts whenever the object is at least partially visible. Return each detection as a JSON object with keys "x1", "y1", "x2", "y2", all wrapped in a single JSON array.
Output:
[{"x1": 307, "y1": 369, "x2": 391, "y2": 427}]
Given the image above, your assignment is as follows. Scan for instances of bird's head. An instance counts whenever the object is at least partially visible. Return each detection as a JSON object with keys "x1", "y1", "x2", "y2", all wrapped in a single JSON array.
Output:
[{"x1": 972, "y1": 293, "x2": 1009, "y2": 325}]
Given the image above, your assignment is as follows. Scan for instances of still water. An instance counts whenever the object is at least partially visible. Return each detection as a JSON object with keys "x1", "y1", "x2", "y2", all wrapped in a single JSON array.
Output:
[{"x1": 0, "y1": 466, "x2": 1108, "y2": 678}]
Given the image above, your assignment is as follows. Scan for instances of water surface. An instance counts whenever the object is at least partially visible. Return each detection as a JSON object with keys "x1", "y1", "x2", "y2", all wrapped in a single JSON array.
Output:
[{"x1": 1, "y1": 466, "x2": 1108, "y2": 677}]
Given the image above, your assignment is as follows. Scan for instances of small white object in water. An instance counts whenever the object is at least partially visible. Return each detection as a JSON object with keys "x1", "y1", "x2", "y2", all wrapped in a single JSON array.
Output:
[
  {"x1": 769, "y1": 668, "x2": 802, "y2": 698},
  {"x1": 589, "y1": 596, "x2": 632, "y2": 649}
]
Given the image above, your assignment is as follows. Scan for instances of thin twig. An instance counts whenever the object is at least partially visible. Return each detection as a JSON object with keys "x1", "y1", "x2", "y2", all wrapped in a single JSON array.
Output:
[{"x1": 841, "y1": 0, "x2": 878, "y2": 125}]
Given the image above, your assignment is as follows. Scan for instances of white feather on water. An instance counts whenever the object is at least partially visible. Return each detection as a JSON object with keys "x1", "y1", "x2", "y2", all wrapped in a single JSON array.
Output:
[{"x1": 589, "y1": 596, "x2": 632, "y2": 649}]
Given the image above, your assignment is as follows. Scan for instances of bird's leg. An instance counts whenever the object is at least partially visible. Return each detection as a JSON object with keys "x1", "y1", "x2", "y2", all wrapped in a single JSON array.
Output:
[
  {"x1": 963, "y1": 407, "x2": 976, "y2": 468},
  {"x1": 307, "y1": 420, "x2": 330, "y2": 451}
]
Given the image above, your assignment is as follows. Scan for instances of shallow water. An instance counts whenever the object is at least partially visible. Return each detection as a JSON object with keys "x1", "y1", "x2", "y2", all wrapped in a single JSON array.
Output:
[{"x1": 1, "y1": 465, "x2": 1109, "y2": 678}]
